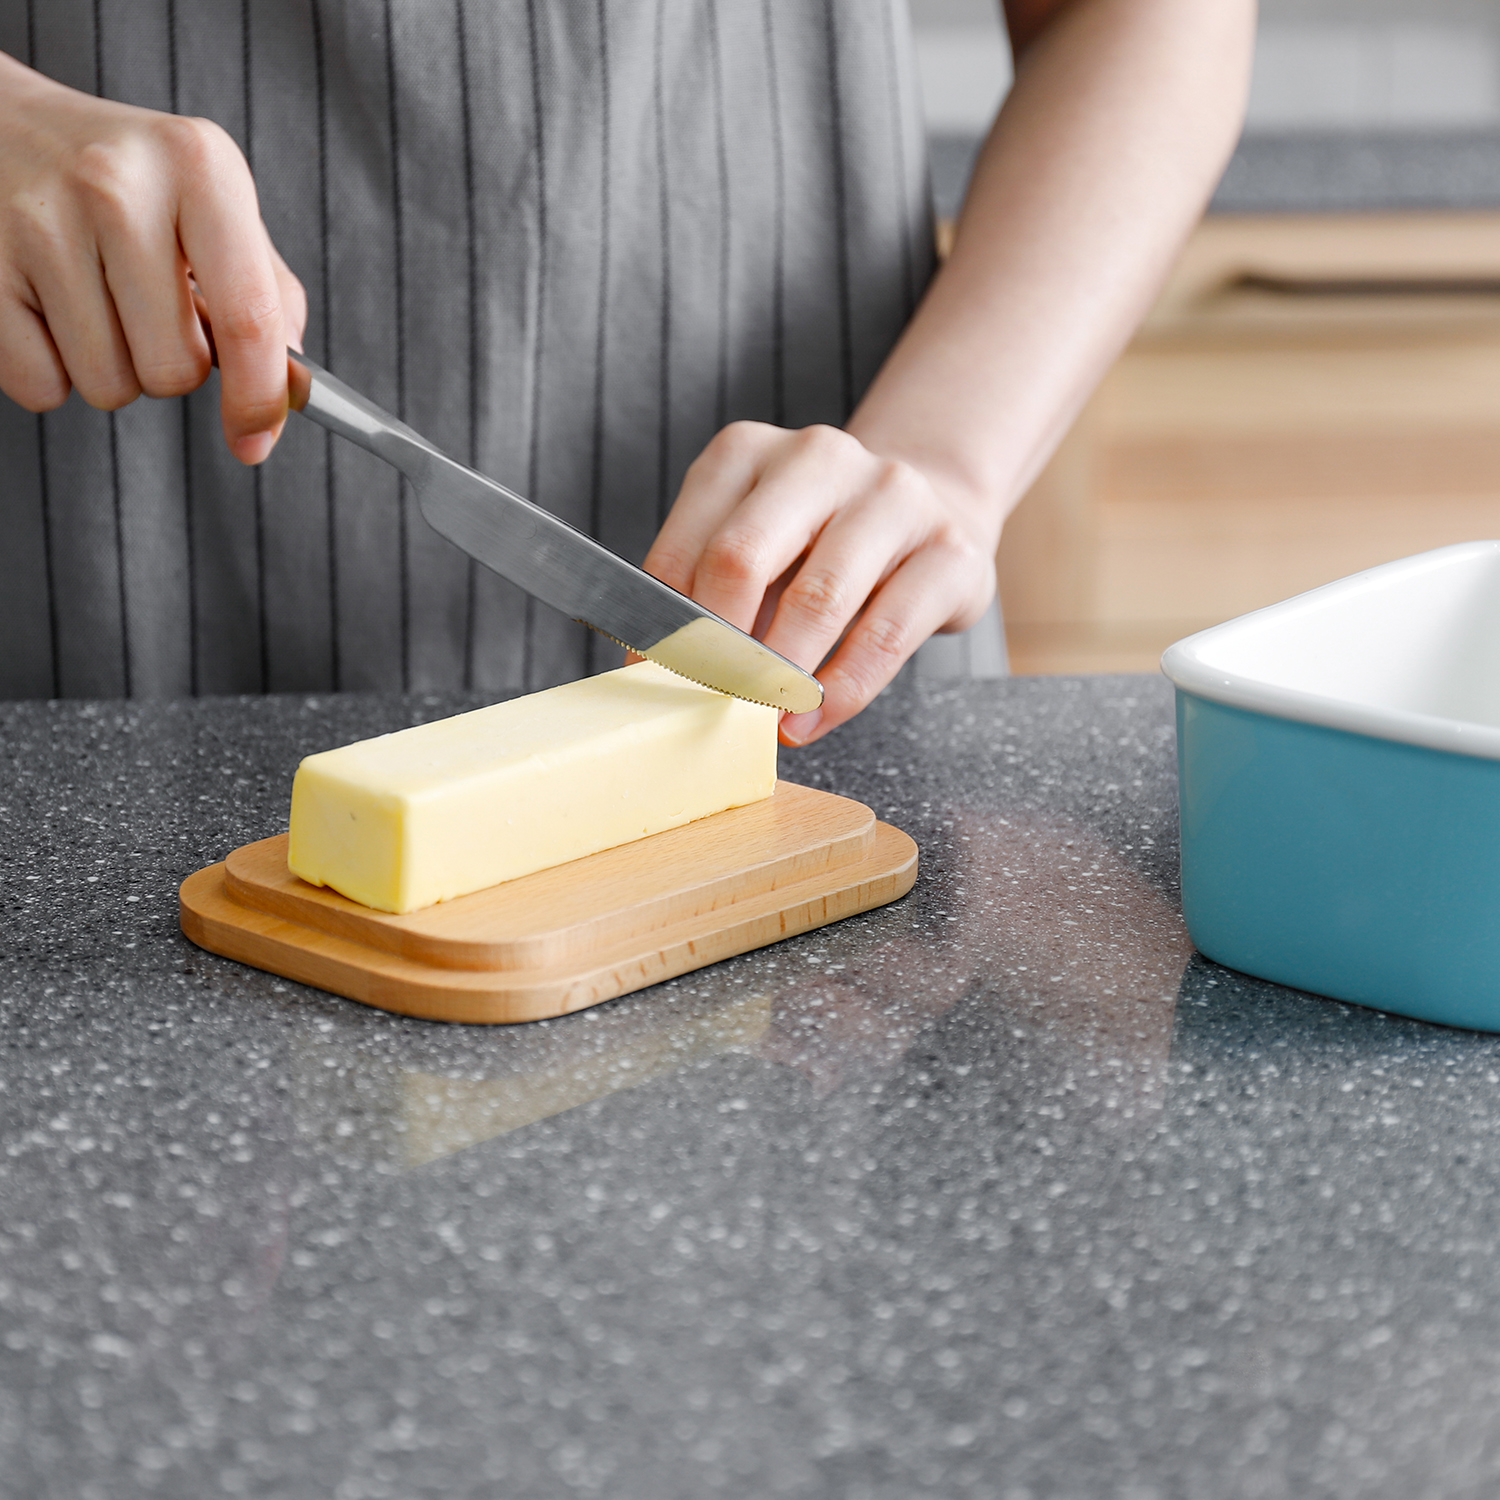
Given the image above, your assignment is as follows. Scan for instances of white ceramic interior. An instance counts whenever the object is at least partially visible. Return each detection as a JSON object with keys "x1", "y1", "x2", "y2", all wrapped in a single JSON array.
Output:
[{"x1": 1161, "y1": 541, "x2": 1500, "y2": 761}]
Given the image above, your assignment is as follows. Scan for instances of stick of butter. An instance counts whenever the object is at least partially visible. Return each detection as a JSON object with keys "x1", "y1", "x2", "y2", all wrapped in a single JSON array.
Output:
[{"x1": 288, "y1": 661, "x2": 778, "y2": 913}]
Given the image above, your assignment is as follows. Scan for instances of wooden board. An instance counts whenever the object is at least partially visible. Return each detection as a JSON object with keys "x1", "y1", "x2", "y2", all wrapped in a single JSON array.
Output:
[{"x1": 179, "y1": 782, "x2": 918, "y2": 1025}]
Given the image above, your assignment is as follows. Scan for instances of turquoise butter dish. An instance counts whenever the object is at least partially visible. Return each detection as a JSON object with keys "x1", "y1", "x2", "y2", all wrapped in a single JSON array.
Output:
[{"x1": 1162, "y1": 542, "x2": 1500, "y2": 1032}]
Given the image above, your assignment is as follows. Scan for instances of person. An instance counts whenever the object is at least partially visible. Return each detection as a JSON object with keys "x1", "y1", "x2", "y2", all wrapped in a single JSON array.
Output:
[{"x1": 0, "y1": 1, "x2": 1253, "y2": 745}]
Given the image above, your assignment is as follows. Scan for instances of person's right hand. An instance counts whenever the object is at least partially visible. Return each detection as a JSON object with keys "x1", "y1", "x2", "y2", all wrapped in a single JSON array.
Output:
[{"x1": 0, "y1": 51, "x2": 305, "y2": 464}]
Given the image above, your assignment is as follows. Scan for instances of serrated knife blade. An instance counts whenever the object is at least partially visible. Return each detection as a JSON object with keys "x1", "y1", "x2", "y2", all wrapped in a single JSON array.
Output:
[{"x1": 286, "y1": 351, "x2": 823, "y2": 713}]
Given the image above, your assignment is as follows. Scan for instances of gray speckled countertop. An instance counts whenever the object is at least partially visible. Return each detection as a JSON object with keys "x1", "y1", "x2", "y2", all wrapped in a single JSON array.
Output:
[
  {"x1": 2, "y1": 676, "x2": 1498, "y2": 1500},
  {"x1": 930, "y1": 131, "x2": 1500, "y2": 220}
]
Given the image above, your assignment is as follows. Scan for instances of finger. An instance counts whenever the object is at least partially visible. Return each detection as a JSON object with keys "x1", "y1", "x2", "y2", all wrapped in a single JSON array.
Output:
[
  {"x1": 684, "y1": 427, "x2": 874, "y2": 632},
  {"x1": 781, "y1": 548, "x2": 988, "y2": 747},
  {"x1": 23, "y1": 234, "x2": 140, "y2": 410},
  {"x1": 270, "y1": 238, "x2": 307, "y2": 352},
  {"x1": 172, "y1": 119, "x2": 289, "y2": 463},
  {"x1": 750, "y1": 560, "x2": 798, "y2": 641},
  {"x1": 644, "y1": 421, "x2": 784, "y2": 592},
  {"x1": 0, "y1": 292, "x2": 71, "y2": 411},
  {"x1": 67, "y1": 127, "x2": 214, "y2": 401},
  {"x1": 97, "y1": 219, "x2": 212, "y2": 401},
  {"x1": 758, "y1": 471, "x2": 925, "y2": 673}
]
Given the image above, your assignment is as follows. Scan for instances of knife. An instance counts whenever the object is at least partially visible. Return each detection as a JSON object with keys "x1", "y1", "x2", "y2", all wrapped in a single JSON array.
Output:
[{"x1": 284, "y1": 350, "x2": 824, "y2": 714}]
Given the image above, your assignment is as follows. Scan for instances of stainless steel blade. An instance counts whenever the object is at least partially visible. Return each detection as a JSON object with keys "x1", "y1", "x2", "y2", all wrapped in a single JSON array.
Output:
[{"x1": 287, "y1": 351, "x2": 823, "y2": 713}]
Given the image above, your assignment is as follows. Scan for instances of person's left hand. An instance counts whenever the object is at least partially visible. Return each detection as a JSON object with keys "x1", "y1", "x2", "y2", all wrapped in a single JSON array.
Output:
[{"x1": 642, "y1": 421, "x2": 1000, "y2": 746}]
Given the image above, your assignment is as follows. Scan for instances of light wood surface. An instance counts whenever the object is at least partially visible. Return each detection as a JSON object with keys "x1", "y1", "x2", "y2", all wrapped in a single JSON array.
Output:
[
  {"x1": 998, "y1": 212, "x2": 1500, "y2": 675},
  {"x1": 179, "y1": 782, "x2": 919, "y2": 1025}
]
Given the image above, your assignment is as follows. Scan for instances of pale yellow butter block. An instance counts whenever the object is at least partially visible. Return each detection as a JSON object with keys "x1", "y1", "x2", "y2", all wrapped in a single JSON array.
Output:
[{"x1": 287, "y1": 661, "x2": 778, "y2": 913}]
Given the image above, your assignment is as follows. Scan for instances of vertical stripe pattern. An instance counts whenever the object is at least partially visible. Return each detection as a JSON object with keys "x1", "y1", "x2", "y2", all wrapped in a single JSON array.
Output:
[{"x1": 0, "y1": 0, "x2": 935, "y2": 701}]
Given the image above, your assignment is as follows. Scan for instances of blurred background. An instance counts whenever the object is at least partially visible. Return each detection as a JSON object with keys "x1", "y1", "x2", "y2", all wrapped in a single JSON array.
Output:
[{"x1": 909, "y1": 0, "x2": 1500, "y2": 672}]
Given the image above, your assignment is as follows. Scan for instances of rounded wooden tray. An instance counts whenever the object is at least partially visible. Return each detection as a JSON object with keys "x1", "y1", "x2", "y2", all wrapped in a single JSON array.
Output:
[{"x1": 179, "y1": 782, "x2": 918, "y2": 1024}]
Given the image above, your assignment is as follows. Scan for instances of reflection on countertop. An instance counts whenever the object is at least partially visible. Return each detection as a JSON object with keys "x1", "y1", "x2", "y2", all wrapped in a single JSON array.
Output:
[{"x1": 2, "y1": 677, "x2": 1498, "y2": 1499}]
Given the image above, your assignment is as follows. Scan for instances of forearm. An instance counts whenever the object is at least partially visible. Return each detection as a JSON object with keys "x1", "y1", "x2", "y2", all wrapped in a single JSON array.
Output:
[{"x1": 847, "y1": 0, "x2": 1256, "y2": 534}]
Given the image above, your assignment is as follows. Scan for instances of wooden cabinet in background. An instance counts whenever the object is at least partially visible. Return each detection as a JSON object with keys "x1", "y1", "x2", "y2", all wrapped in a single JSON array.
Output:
[{"x1": 998, "y1": 213, "x2": 1500, "y2": 674}]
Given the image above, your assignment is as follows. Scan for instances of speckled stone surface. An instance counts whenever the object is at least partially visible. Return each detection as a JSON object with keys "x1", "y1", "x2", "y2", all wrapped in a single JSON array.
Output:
[
  {"x1": 2, "y1": 677, "x2": 1498, "y2": 1500},
  {"x1": 1213, "y1": 130, "x2": 1500, "y2": 214}
]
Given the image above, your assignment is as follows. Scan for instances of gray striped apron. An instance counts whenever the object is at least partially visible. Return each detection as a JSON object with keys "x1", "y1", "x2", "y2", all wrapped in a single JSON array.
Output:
[{"x1": 0, "y1": 0, "x2": 1000, "y2": 702}]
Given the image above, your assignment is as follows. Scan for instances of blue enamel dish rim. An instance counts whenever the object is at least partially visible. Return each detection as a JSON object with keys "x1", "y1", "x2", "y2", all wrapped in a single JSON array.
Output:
[{"x1": 1160, "y1": 541, "x2": 1500, "y2": 762}]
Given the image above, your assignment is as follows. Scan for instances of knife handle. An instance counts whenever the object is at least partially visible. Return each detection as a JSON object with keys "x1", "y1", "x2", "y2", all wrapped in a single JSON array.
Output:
[{"x1": 286, "y1": 349, "x2": 442, "y2": 480}]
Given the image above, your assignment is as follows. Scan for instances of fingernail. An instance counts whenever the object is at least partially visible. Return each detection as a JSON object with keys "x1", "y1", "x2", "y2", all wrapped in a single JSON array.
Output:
[
  {"x1": 781, "y1": 710, "x2": 822, "y2": 746},
  {"x1": 233, "y1": 431, "x2": 276, "y2": 466}
]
